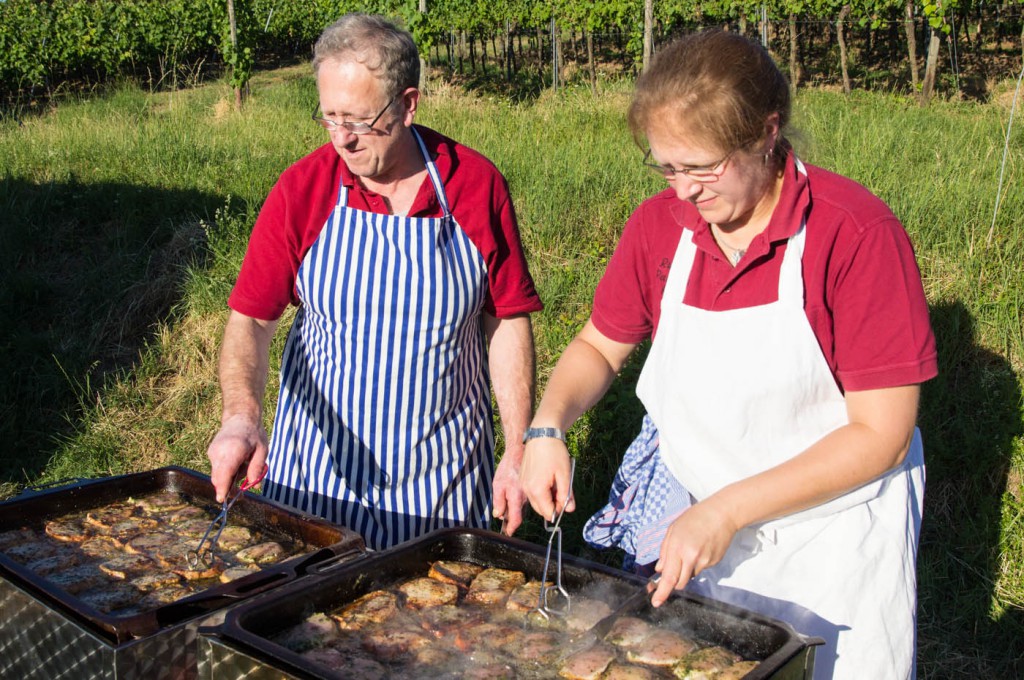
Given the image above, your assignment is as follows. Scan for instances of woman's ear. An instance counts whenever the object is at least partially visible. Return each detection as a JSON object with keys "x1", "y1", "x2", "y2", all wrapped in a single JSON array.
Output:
[{"x1": 764, "y1": 112, "x2": 781, "y2": 153}]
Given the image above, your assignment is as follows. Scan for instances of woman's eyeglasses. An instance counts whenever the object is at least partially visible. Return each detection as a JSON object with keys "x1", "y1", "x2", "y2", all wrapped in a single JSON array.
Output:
[
  {"x1": 312, "y1": 95, "x2": 398, "y2": 135},
  {"x1": 642, "y1": 148, "x2": 734, "y2": 182}
]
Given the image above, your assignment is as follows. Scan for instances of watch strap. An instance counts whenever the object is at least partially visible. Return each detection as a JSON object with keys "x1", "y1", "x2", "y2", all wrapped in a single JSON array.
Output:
[{"x1": 522, "y1": 427, "x2": 566, "y2": 444}]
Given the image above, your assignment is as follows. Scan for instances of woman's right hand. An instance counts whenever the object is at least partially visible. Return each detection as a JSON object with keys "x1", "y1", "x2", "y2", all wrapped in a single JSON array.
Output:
[{"x1": 520, "y1": 437, "x2": 575, "y2": 521}]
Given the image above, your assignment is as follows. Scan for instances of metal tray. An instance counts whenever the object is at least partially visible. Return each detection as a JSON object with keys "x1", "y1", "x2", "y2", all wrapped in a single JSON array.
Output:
[
  {"x1": 0, "y1": 465, "x2": 365, "y2": 679},
  {"x1": 199, "y1": 527, "x2": 822, "y2": 679}
]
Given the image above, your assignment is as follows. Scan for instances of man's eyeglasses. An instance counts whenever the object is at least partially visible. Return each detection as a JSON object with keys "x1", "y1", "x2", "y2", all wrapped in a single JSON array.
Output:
[
  {"x1": 312, "y1": 94, "x2": 398, "y2": 135},
  {"x1": 642, "y1": 147, "x2": 734, "y2": 181}
]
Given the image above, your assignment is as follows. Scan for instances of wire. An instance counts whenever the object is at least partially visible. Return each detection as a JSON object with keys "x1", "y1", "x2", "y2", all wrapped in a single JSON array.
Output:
[{"x1": 987, "y1": 57, "x2": 1024, "y2": 247}]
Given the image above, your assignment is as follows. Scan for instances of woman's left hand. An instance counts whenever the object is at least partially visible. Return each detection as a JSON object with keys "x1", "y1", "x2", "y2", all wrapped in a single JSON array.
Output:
[{"x1": 651, "y1": 497, "x2": 739, "y2": 607}]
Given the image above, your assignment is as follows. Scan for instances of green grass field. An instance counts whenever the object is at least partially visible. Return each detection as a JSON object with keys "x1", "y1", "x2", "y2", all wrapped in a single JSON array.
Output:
[{"x1": 1, "y1": 66, "x2": 1022, "y2": 676}]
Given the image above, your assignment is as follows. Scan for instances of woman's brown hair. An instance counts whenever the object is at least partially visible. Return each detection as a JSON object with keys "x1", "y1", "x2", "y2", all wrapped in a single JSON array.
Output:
[{"x1": 628, "y1": 30, "x2": 791, "y2": 159}]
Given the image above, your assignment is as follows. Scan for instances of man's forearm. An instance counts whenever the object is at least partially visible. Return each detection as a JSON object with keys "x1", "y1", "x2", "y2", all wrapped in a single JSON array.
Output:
[
  {"x1": 485, "y1": 314, "x2": 535, "y2": 458},
  {"x1": 219, "y1": 311, "x2": 278, "y2": 423}
]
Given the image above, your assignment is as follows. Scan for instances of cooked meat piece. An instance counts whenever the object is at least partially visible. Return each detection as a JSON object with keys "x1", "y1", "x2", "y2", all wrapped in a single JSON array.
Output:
[
  {"x1": 152, "y1": 541, "x2": 195, "y2": 569},
  {"x1": 124, "y1": 532, "x2": 179, "y2": 555},
  {"x1": 715, "y1": 660, "x2": 759, "y2": 679},
  {"x1": 605, "y1": 616, "x2": 655, "y2": 647},
  {"x1": 220, "y1": 565, "x2": 260, "y2": 583},
  {"x1": 84, "y1": 505, "x2": 138, "y2": 530},
  {"x1": 177, "y1": 519, "x2": 216, "y2": 538},
  {"x1": 418, "y1": 603, "x2": 485, "y2": 636},
  {"x1": 452, "y1": 649, "x2": 514, "y2": 676},
  {"x1": 464, "y1": 568, "x2": 527, "y2": 607},
  {"x1": 99, "y1": 553, "x2": 154, "y2": 580},
  {"x1": 135, "y1": 491, "x2": 189, "y2": 514},
  {"x1": 79, "y1": 536, "x2": 122, "y2": 559},
  {"x1": 235, "y1": 541, "x2": 285, "y2": 565},
  {"x1": 461, "y1": 660, "x2": 517, "y2": 680},
  {"x1": 625, "y1": 629, "x2": 698, "y2": 667},
  {"x1": 504, "y1": 629, "x2": 563, "y2": 664},
  {"x1": 167, "y1": 506, "x2": 210, "y2": 524},
  {"x1": 558, "y1": 641, "x2": 617, "y2": 680},
  {"x1": 398, "y1": 576, "x2": 459, "y2": 609},
  {"x1": 524, "y1": 607, "x2": 569, "y2": 631},
  {"x1": 454, "y1": 621, "x2": 521, "y2": 652},
  {"x1": 78, "y1": 582, "x2": 142, "y2": 613},
  {"x1": 360, "y1": 624, "x2": 433, "y2": 661},
  {"x1": 27, "y1": 550, "x2": 80, "y2": 575},
  {"x1": 273, "y1": 613, "x2": 342, "y2": 652},
  {"x1": 427, "y1": 559, "x2": 485, "y2": 587},
  {"x1": 106, "y1": 518, "x2": 160, "y2": 545},
  {"x1": 4, "y1": 540, "x2": 57, "y2": 563},
  {"x1": 173, "y1": 556, "x2": 226, "y2": 581},
  {"x1": 505, "y1": 579, "x2": 550, "y2": 613},
  {"x1": 672, "y1": 645, "x2": 742, "y2": 679},
  {"x1": 44, "y1": 518, "x2": 92, "y2": 542},
  {"x1": 46, "y1": 564, "x2": 107, "y2": 595},
  {"x1": 603, "y1": 662, "x2": 659, "y2": 680},
  {"x1": 463, "y1": 587, "x2": 512, "y2": 607},
  {"x1": 0, "y1": 528, "x2": 35, "y2": 550},
  {"x1": 214, "y1": 525, "x2": 253, "y2": 552},
  {"x1": 564, "y1": 597, "x2": 614, "y2": 633},
  {"x1": 412, "y1": 643, "x2": 459, "y2": 666},
  {"x1": 468, "y1": 567, "x2": 526, "y2": 593},
  {"x1": 331, "y1": 589, "x2": 399, "y2": 630},
  {"x1": 140, "y1": 585, "x2": 195, "y2": 608},
  {"x1": 130, "y1": 571, "x2": 183, "y2": 592}
]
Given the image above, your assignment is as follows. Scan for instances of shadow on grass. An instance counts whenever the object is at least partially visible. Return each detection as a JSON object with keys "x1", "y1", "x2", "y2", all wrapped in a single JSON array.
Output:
[
  {"x1": 0, "y1": 176, "x2": 222, "y2": 487},
  {"x1": 916, "y1": 300, "x2": 1024, "y2": 676}
]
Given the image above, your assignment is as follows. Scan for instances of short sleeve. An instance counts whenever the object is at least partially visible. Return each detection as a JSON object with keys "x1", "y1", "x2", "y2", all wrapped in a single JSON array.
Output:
[
  {"x1": 591, "y1": 200, "x2": 677, "y2": 343},
  {"x1": 830, "y1": 216, "x2": 937, "y2": 390}
]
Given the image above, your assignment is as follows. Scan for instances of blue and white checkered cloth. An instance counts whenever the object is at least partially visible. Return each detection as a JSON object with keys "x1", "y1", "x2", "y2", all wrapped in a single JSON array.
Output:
[{"x1": 583, "y1": 414, "x2": 692, "y2": 569}]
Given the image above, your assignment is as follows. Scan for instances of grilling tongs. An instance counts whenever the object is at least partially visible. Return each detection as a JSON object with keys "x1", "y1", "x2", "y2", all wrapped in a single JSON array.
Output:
[
  {"x1": 536, "y1": 458, "x2": 576, "y2": 619},
  {"x1": 186, "y1": 464, "x2": 268, "y2": 569}
]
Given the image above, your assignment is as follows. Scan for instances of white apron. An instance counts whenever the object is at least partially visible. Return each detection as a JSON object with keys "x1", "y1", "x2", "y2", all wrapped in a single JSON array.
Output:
[{"x1": 635, "y1": 180, "x2": 925, "y2": 678}]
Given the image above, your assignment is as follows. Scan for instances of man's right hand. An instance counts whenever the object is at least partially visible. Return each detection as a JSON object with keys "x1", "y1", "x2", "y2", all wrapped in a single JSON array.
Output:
[{"x1": 206, "y1": 414, "x2": 269, "y2": 503}]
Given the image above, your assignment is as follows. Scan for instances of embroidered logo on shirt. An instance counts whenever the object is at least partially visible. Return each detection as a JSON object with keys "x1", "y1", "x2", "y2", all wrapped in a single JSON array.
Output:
[{"x1": 656, "y1": 258, "x2": 671, "y2": 282}]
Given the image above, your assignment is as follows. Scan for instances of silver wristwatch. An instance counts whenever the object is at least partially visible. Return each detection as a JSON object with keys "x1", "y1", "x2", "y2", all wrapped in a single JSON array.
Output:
[{"x1": 522, "y1": 427, "x2": 566, "y2": 444}]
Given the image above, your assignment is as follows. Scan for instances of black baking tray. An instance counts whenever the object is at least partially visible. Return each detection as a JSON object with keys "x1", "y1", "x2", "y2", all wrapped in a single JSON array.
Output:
[
  {"x1": 199, "y1": 527, "x2": 822, "y2": 679},
  {"x1": 0, "y1": 465, "x2": 365, "y2": 679}
]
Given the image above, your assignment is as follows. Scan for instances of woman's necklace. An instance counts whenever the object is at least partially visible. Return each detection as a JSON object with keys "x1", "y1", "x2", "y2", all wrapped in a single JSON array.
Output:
[{"x1": 711, "y1": 225, "x2": 747, "y2": 266}]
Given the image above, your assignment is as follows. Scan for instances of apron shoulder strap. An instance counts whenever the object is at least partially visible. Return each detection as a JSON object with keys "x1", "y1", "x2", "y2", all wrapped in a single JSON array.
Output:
[{"x1": 411, "y1": 127, "x2": 452, "y2": 217}]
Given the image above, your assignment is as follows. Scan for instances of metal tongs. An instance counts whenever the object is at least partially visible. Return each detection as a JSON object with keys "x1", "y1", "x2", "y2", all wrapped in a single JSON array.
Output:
[
  {"x1": 186, "y1": 464, "x2": 268, "y2": 569},
  {"x1": 536, "y1": 458, "x2": 576, "y2": 619}
]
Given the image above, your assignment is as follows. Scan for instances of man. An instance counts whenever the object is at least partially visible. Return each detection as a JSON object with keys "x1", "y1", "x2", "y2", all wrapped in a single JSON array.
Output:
[{"x1": 206, "y1": 13, "x2": 542, "y2": 550}]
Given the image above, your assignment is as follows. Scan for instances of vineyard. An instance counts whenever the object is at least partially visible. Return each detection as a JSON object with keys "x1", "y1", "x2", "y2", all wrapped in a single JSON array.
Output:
[{"x1": 2, "y1": 0, "x2": 1024, "y2": 109}]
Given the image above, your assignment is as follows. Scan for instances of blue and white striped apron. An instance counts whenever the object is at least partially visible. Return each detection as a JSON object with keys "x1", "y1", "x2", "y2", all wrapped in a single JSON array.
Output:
[{"x1": 263, "y1": 128, "x2": 495, "y2": 551}]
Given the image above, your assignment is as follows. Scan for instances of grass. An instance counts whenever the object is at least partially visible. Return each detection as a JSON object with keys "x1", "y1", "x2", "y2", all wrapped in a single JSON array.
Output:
[{"x1": 1, "y1": 67, "x2": 1022, "y2": 676}]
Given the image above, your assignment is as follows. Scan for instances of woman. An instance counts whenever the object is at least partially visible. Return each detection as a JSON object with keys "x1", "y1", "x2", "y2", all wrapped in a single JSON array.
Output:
[{"x1": 520, "y1": 30, "x2": 937, "y2": 679}]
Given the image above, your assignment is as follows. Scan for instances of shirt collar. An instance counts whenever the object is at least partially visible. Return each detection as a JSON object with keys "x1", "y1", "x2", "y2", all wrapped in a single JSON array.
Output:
[
  {"x1": 337, "y1": 124, "x2": 453, "y2": 217},
  {"x1": 684, "y1": 149, "x2": 810, "y2": 262}
]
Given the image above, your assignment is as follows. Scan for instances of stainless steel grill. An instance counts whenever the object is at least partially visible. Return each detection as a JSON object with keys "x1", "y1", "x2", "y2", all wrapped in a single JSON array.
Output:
[
  {"x1": 0, "y1": 466, "x2": 364, "y2": 680},
  {"x1": 198, "y1": 528, "x2": 822, "y2": 680}
]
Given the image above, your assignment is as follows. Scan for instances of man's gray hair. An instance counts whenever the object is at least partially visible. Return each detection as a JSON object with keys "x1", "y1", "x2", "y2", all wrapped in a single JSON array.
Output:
[{"x1": 313, "y1": 13, "x2": 420, "y2": 100}]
